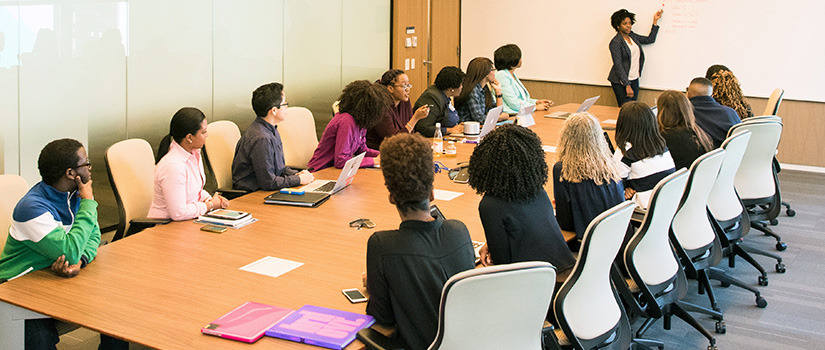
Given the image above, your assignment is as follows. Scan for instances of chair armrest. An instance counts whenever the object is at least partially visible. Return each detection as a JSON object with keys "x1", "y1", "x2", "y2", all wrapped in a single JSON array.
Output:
[
  {"x1": 542, "y1": 324, "x2": 565, "y2": 350},
  {"x1": 216, "y1": 188, "x2": 248, "y2": 200},
  {"x1": 356, "y1": 327, "x2": 407, "y2": 350},
  {"x1": 130, "y1": 218, "x2": 172, "y2": 226}
]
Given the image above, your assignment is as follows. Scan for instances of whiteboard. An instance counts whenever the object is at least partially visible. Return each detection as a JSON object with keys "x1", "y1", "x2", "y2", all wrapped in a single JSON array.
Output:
[{"x1": 461, "y1": 0, "x2": 825, "y2": 102}]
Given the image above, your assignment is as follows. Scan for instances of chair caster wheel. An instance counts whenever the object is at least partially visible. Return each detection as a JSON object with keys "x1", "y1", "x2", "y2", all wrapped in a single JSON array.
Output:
[
  {"x1": 758, "y1": 276, "x2": 769, "y2": 286},
  {"x1": 756, "y1": 296, "x2": 768, "y2": 308},
  {"x1": 769, "y1": 219, "x2": 778, "y2": 225},
  {"x1": 776, "y1": 242, "x2": 787, "y2": 251},
  {"x1": 720, "y1": 281, "x2": 731, "y2": 288},
  {"x1": 776, "y1": 263, "x2": 786, "y2": 273},
  {"x1": 715, "y1": 321, "x2": 726, "y2": 334},
  {"x1": 708, "y1": 345, "x2": 718, "y2": 350},
  {"x1": 786, "y1": 209, "x2": 796, "y2": 217}
]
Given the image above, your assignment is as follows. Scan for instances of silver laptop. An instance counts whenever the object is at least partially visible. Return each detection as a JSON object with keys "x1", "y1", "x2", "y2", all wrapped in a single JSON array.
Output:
[
  {"x1": 300, "y1": 152, "x2": 366, "y2": 194},
  {"x1": 545, "y1": 95, "x2": 600, "y2": 119},
  {"x1": 478, "y1": 105, "x2": 504, "y2": 140}
]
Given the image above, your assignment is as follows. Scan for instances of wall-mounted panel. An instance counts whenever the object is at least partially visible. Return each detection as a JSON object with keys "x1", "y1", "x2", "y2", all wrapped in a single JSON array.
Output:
[
  {"x1": 0, "y1": 1, "x2": 20, "y2": 175},
  {"x1": 284, "y1": 0, "x2": 343, "y2": 133},
  {"x1": 341, "y1": 0, "x2": 390, "y2": 85},
  {"x1": 213, "y1": 0, "x2": 284, "y2": 131},
  {"x1": 128, "y1": 0, "x2": 212, "y2": 150}
]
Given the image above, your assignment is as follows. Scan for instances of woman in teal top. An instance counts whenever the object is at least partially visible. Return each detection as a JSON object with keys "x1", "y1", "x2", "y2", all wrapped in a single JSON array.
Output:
[{"x1": 493, "y1": 44, "x2": 553, "y2": 114}]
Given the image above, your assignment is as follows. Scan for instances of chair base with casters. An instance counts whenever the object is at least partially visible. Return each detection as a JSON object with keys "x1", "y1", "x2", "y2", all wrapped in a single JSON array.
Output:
[
  {"x1": 717, "y1": 215, "x2": 785, "y2": 287},
  {"x1": 740, "y1": 158, "x2": 788, "y2": 252}
]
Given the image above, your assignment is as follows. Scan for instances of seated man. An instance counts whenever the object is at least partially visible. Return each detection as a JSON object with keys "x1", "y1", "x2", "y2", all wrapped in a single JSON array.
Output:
[
  {"x1": 687, "y1": 77, "x2": 741, "y2": 147},
  {"x1": 364, "y1": 133, "x2": 475, "y2": 350},
  {"x1": 0, "y1": 138, "x2": 127, "y2": 349},
  {"x1": 232, "y1": 82, "x2": 314, "y2": 191}
]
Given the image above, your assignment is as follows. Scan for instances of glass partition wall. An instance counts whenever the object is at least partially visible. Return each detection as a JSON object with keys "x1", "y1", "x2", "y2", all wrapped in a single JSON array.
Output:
[{"x1": 0, "y1": 0, "x2": 389, "y2": 232}]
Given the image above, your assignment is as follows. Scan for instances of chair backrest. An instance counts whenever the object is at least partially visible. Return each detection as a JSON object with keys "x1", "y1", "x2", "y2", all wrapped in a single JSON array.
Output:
[
  {"x1": 105, "y1": 139, "x2": 156, "y2": 241},
  {"x1": 708, "y1": 131, "x2": 752, "y2": 222},
  {"x1": 625, "y1": 169, "x2": 689, "y2": 287},
  {"x1": 280, "y1": 107, "x2": 318, "y2": 169},
  {"x1": 728, "y1": 120, "x2": 782, "y2": 200},
  {"x1": 672, "y1": 149, "x2": 726, "y2": 251},
  {"x1": 555, "y1": 200, "x2": 636, "y2": 349},
  {"x1": 332, "y1": 100, "x2": 340, "y2": 114},
  {"x1": 429, "y1": 261, "x2": 556, "y2": 350},
  {"x1": 0, "y1": 175, "x2": 29, "y2": 249},
  {"x1": 204, "y1": 120, "x2": 241, "y2": 190},
  {"x1": 762, "y1": 88, "x2": 784, "y2": 116}
]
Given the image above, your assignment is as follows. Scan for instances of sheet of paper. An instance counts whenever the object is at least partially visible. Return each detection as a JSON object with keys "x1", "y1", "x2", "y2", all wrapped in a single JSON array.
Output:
[
  {"x1": 239, "y1": 256, "x2": 303, "y2": 279},
  {"x1": 433, "y1": 189, "x2": 463, "y2": 201},
  {"x1": 542, "y1": 145, "x2": 557, "y2": 153},
  {"x1": 602, "y1": 119, "x2": 617, "y2": 124}
]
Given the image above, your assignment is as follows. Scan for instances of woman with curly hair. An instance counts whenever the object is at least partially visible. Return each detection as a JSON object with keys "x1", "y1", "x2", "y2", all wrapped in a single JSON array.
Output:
[
  {"x1": 308, "y1": 80, "x2": 393, "y2": 171},
  {"x1": 608, "y1": 8, "x2": 663, "y2": 106},
  {"x1": 613, "y1": 101, "x2": 675, "y2": 208},
  {"x1": 365, "y1": 133, "x2": 474, "y2": 350},
  {"x1": 455, "y1": 57, "x2": 509, "y2": 123},
  {"x1": 710, "y1": 70, "x2": 754, "y2": 120},
  {"x1": 365, "y1": 69, "x2": 431, "y2": 149},
  {"x1": 554, "y1": 113, "x2": 625, "y2": 240},
  {"x1": 656, "y1": 90, "x2": 713, "y2": 169},
  {"x1": 468, "y1": 124, "x2": 575, "y2": 274}
]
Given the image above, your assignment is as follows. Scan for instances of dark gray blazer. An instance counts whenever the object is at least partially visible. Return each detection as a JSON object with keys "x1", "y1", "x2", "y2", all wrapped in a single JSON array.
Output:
[{"x1": 607, "y1": 25, "x2": 659, "y2": 86}]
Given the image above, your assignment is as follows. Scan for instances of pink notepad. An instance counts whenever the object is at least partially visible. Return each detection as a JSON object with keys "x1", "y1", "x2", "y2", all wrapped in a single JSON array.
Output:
[{"x1": 201, "y1": 302, "x2": 293, "y2": 343}]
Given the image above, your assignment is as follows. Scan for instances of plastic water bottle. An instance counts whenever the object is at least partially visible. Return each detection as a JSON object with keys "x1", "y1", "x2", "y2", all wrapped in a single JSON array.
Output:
[{"x1": 432, "y1": 123, "x2": 443, "y2": 156}]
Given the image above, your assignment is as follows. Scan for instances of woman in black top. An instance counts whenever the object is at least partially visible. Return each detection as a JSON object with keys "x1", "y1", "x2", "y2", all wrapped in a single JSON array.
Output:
[
  {"x1": 467, "y1": 124, "x2": 575, "y2": 274},
  {"x1": 656, "y1": 90, "x2": 713, "y2": 170}
]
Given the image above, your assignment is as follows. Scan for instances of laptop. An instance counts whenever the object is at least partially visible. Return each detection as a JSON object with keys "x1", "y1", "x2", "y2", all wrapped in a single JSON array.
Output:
[
  {"x1": 515, "y1": 103, "x2": 536, "y2": 127},
  {"x1": 476, "y1": 105, "x2": 504, "y2": 141},
  {"x1": 264, "y1": 152, "x2": 366, "y2": 207},
  {"x1": 545, "y1": 95, "x2": 600, "y2": 119}
]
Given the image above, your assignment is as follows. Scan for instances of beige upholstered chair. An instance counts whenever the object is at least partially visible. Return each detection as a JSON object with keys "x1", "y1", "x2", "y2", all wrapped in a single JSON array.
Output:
[
  {"x1": 105, "y1": 139, "x2": 169, "y2": 241},
  {"x1": 280, "y1": 107, "x2": 319, "y2": 169},
  {"x1": 204, "y1": 120, "x2": 245, "y2": 198},
  {"x1": 0, "y1": 175, "x2": 29, "y2": 249}
]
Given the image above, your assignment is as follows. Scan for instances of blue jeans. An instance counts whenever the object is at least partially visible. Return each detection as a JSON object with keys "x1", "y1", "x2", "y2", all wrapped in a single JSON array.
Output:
[{"x1": 611, "y1": 79, "x2": 639, "y2": 107}]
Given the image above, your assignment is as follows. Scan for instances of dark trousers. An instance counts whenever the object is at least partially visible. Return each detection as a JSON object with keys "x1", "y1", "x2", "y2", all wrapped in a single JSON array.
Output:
[
  {"x1": 611, "y1": 79, "x2": 640, "y2": 107},
  {"x1": 24, "y1": 318, "x2": 129, "y2": 350}
]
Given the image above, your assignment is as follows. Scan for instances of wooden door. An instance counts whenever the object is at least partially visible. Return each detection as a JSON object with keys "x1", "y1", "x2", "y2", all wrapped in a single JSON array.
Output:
[{"x1": 428, "y1": 0, "x2": 461, "y2": 85}]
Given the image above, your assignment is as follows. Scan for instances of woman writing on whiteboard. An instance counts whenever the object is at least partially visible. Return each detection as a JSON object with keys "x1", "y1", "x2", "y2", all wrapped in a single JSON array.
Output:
[
  {"x1": 494, "y1": 44, "x2": 553, "y2": 114},
  {"x1": 607, "y1": 8, "x2": 663, "y2": 106}
]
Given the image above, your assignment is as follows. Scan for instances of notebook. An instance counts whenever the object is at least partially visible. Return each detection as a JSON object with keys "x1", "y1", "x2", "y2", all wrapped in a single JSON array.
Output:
[
  {"x1": 545, "y1": 95, "x2": 600, "y2": 119},
  {"x1": 266, "y1": 305, "x2": 375, "y2": 350},
  {"x1": 201, "y1": 302, "x2": 294, "y2": 343},
  {"x1": 264, "y1": 153, "x2": 366, "y2": 207}
]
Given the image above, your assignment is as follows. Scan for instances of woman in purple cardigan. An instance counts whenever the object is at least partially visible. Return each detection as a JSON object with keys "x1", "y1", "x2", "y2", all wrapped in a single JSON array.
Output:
[{"x1": 308, "y1": 80, "x2": 393, "y2": 172}]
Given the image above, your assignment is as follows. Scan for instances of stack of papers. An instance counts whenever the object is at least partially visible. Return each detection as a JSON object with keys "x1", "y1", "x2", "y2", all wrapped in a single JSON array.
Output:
[{"x1": 197, "y1": 209, "x2": 257, "y2": 228}]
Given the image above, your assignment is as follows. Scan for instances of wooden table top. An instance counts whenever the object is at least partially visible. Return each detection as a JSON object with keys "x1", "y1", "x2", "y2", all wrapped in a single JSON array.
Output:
[{"x1": 0, "y1": 103, "x2": 619, "y2": 349}]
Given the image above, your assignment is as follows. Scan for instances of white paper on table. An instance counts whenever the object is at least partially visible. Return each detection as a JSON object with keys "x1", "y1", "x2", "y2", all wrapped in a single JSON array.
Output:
[
  {"x1": 602, "y1": 119, "x2": 617, "y2": 125},
  {"x1": 433, "y1": 189, "x2": 463, "y2": 201},
  {"x1": 542, "y1": 145, "x2": 557, "y2": 153},
  {"x1": 239, "y1": 256, "x2": 303, "y2": 278}
]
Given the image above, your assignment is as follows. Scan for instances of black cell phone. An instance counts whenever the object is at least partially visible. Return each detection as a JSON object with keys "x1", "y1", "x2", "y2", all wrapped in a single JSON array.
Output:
[
  {"x1": 343, "y1": 288, "x2": 368, "y2": 303},
  {"x1": 430, "y1": 204, "x2": 445, "y2": 220}
]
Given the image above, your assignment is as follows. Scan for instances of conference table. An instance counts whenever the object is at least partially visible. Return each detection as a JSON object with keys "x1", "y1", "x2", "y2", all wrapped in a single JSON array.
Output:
[{"x1": 0, "y1": 104, "x2": 619, "y2": 349}]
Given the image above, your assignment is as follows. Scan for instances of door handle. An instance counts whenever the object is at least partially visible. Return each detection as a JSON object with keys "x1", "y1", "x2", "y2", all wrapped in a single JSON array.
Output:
[{"x1": 422, "y1": 60, "x2": 432, "y2": 65}]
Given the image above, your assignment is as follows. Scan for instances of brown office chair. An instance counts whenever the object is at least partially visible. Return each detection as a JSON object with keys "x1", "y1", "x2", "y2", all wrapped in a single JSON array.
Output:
[
  {"x1": 280, "y1": 107, "x2": 319, "y2": 169},
  {"x1": 105, "y1": 139, "x2": 170, "y2": 241},
  {"x1": 203, "y1": 120, "x2": 246, "y2": 199},
  {"x1": 0, "y1": 175, "x2": 30, "y2": 249}
]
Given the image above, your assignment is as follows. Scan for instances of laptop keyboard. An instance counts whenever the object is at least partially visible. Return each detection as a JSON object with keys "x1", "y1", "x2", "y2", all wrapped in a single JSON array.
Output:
[{"x1": 314, "y1": 181, "x2": 337, "y2": 193}]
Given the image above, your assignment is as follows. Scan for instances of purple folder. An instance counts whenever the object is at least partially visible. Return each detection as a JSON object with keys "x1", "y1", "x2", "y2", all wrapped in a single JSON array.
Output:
[
  {"x1": 266, "y1": 305, "x2": 375, "y2": 349},
  {"x1": 201, "y1": 302, "x2": 293, "y2": 343}
]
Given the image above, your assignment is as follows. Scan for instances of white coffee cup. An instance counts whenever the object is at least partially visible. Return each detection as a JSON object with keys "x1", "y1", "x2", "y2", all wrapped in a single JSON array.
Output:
[{"x1": 463, "y1": 121, "x2": 480, "y2": 135}]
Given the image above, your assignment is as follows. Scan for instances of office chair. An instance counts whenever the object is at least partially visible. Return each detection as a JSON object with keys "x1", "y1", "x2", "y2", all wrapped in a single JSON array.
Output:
[
  {"x1": 357, "y1": 262, "x2": 557, "y2": 350},
  {"x1": 332, "y1": 100, "x2": 340, "y2": 114},
  {"x1": 105, "y1": 139, "x2": 170, "y2": 241},
  {"x1": 549, "y1": 200, "x2": 663, "y2": 350},
  {"x1": 203, "y1": 120, "x2": 247, "y2": 199},
  {"x1": 729, "y1": 119, "x2": 788, "y2": 251},
  {"x1": 709, "y1": 131, "x2": 784, "y2": 286},
  {"x1": 669, "y1": 149, "x2": 765, "y2": 335},
  {"x1": 624, "y1": 169, "x2": 719, "y2": 350},
  {"x1": 280, "y1": 107, "x2": 319, "y2": 169},
  {"x1": 0, "y1": 175, "x2": 29, "y2": 249},
  {"x1": 762, "y1": 88, "x2": 784, "y2": 116}
]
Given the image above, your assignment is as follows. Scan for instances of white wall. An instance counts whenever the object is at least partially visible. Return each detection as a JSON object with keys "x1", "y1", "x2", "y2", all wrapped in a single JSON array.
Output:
[{"x1": 0, "y1": 0, "x2": 390, "y2": 186}]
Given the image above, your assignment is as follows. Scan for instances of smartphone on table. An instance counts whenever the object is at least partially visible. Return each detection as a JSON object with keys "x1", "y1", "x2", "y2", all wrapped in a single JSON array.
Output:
[{"x1": 342, "y1": 288, "x2": 368, "y2": 303}]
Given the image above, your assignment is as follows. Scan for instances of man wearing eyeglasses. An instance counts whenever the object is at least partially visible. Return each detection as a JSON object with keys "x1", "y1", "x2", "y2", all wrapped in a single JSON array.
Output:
[
  {"x1": 0, "y1": 138, "x2": 127, "y2": 348},
  {"x1": 232, "y1": 82, "x2": 314, "y2": 191}
]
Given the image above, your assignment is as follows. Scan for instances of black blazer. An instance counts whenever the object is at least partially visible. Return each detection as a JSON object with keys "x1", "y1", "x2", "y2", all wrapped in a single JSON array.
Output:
[{"x1": 607, "y1": 25, "x2": 659, "y2": 86}]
